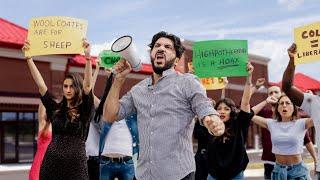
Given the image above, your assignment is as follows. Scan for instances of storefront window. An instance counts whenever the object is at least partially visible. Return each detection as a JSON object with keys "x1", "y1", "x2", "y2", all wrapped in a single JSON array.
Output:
[
  {"x1": 0, "y1": 111, "x2": 36, "y2": 163},
  {"x1": 3, "y1": 125, "x2": 16, "y2": 160},
  {"x1": 19, "y1": 112, "x2": 34, "y2": 121},
  {"x1": 19, "y1": 122, "x2": 35, "y2": 162},
  {"x1": 2, "y1": 112, "x2": 17, "y2": 121}
]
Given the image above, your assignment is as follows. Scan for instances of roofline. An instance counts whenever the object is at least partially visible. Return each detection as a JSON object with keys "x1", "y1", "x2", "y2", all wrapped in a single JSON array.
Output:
[
  {"x1": 0, "y1": 42, "x2": 24, "y2": 49},
  {"x1": 248, "y1": 53, "x2": 270, "y2": 63},
  {"x1": 0, "y1": 18, "x2": 28, "y2": 32}
]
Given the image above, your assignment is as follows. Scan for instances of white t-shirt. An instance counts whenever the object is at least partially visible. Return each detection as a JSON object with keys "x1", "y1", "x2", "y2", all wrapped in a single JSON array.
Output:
[
  {"x1": 103, "y1": 119, "x2": 133, "y2": 156},
  {"x1": 301, "y1": 93, "x2": 320, "y2": 171},
  {"x1": 85, "y1": 120, "x2": 103, "y2": 157},
  {"x1": 267, "y1": 118, "x2": 307, "y2": 155}
]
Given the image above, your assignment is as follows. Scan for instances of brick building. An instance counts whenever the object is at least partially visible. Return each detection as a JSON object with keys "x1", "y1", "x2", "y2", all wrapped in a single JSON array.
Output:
[{"x1": 0, "y1": 18, "x2": 269, "y2": 164}]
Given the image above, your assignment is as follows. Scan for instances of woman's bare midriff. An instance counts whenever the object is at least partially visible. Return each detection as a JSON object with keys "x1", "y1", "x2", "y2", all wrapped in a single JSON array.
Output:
[{"x1": 275, "y1": 154, "x2": 302, "y2": 165}]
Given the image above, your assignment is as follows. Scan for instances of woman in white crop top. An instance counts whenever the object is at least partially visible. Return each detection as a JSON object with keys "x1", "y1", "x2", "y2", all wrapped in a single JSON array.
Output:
[{"x1": 252, "y1": 94, "x2": 313, "y2": 180}]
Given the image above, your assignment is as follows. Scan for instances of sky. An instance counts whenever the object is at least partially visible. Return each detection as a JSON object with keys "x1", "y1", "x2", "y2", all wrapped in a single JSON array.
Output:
[{"x1": 1, "y1": 0, "x2": 320, "y2": 82}]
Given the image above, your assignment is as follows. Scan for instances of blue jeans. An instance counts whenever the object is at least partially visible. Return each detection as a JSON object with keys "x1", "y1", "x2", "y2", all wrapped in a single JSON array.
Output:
[
  {"x1": 207, "y1": 171, "x2": 244, "y2": 180},
  {"x1": 316, "y1": 172, "x2": 320, "y2": 180},
  {"x1": 100, "y1": 159, "x2": 135, "y2": 180},
  {"x1": 271, "y1": 162, "x2": 310, "y2": 180}
]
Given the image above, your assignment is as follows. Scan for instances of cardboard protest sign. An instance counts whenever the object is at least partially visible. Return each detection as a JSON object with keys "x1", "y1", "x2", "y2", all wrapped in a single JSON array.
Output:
[
  {"x1": 200, "y1": 77, "x2": 227, "y2": 90},
  {"x1": 193, "y1": 40, "x2": 248, "y2": 78},
  {"x1": 188, "y1": 62, "x2": 227, "y2": 90},
  {"x1": 294, "y1": 22, "x2": 320, "y2": 65},
  {"x1": 99, "y1": 50, "x2": 121, "y2": 68},
  {"x1": 25, "y1": 16, "x2": 88, "y2": 57}
]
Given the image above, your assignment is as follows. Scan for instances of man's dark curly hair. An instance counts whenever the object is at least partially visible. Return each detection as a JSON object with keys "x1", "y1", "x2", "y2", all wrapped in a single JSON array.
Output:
[{"x1": 148, "y1": 31, "x2": 185, "y2": 58}]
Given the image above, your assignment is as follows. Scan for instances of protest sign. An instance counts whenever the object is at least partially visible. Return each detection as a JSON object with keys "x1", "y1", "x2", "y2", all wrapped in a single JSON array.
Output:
[
  {"x1": 200, "y1": 77, "x2": 227, "y2": 90},
  {"x1": 25, "y1": 16, "x2": 88, "y2": 56},
  {"x1": 193, "y1": 40, "x2": 248, "y2": 78},
  {"x1": 294, "y1": 22, "x2": 320, "y2": 65},
  {"x1": 188, "y1": 62, "x2": 227, "y2": 90},
  {"x1": 99, "y1": 50, "x2": 121, "y2": 68}
]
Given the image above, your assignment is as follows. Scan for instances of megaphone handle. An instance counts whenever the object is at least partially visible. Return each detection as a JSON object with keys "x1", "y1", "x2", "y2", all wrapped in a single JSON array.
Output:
[{"x1": 111, "y1": 69, "x2": 117, "y2": 76}]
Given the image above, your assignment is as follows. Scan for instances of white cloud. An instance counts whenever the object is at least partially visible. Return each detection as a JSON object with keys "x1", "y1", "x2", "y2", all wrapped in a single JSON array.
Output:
[
  {"x1": 249, "y1": 40, "x2": 290, "y2": 82},
  {"x1": 182, "y1": 15, "x2": 320, "y2": 38},
  {"x1": 249, "y1": 39, "x2": 320, "y2": 82},
  {"x1": 96, "y1": 0, "x2": 152, "y2": 20},
  {"x1": 91, "y1": 42, "x2": 112, "y2": 56},
  {"x1": 278, "y1": 0, "x2": 305, "y2": 11}
]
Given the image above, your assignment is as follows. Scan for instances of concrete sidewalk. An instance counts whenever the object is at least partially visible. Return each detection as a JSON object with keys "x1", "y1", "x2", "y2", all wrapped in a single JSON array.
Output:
[
  {"x1": 244, "y1": 168, "x2": 263, "y2": 178},
  {"x1": 0, "y1": 164, "x2": 30, "y2": 173},
  {"x1": 0, "y1": 161, "x2": 316, "y2": 179},
  {"x1": 0, "y1": 164, "x2": 30, "y2": 180},
  {"x1": 1, "y1": 163, "x2": 266, "y2": 178}
]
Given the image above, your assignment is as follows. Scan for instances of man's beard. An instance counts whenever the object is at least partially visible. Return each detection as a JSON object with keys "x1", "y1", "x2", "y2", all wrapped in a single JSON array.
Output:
[{"x1": 151, "y1": 57, "x2": 175, "y2": 75}]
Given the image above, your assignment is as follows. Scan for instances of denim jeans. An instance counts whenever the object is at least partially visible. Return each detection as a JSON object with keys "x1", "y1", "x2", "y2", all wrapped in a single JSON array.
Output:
[
  {"x1": 263, "y1": 163, "x2": 275, "y2": 180},
  {"x1": 100, "y1": 159, "x2": 135, "y2": 180},
  {"x1": 87, "y1": 156, "x2": 100, "y2": 180},
  {"x1": 316, "y1": 171, "x2": 320, "y2": 180},
  {"x1": 207, "y1": 171, "x2": 244, "y2": 180},
  {"x1": 271, "y1": 162, "x2": 310, "y2": 180},
  {"x1": 195, "y1": 150, "x2": 208, "y2": 180}
]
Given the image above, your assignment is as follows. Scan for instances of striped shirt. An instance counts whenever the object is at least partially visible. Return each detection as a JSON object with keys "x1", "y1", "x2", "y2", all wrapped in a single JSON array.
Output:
[{"x1": 118, "y1": 69, "x2": 218, "y2": 180}]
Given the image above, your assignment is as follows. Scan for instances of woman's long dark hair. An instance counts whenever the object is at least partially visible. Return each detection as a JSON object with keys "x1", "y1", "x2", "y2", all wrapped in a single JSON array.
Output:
[
  {"x1": 63, "y1": 73, "x2": 83, "y2": 106},
  {"x1": 56, "y1": 73, "x2": 83, "y2": 123},
  {"x1": 93, "y1": 72, "x2": 114, "y2": 122},
  {"x1": 213, "y1": 98, "x2": 238, "y2": 142}
]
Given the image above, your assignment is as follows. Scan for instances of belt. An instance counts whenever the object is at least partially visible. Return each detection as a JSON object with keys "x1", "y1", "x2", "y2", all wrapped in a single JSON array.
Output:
[
  {"x1": 275, "y1": 162, "x2": 303, "y2": 171},
  {"x1": 101, "y1": 156, "x2": 132, "y2": 163},
  {"x1": 88, "y1": 156, "x2": 99, "y2": 161}
]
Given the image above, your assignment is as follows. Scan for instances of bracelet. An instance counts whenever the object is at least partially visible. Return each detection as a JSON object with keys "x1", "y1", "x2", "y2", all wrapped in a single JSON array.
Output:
[{"x1": 85, "y1": 56, "x2": 91, "y2": 60}]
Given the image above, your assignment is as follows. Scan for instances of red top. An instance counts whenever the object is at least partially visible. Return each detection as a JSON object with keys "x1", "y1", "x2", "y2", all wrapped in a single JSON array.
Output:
[{"x1": 29, "y1": 130, "x2": 52, "y2": 180}]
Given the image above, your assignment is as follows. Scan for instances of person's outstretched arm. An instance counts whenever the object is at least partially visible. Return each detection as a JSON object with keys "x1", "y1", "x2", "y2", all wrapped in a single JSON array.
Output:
[
  {"x1": 92, "y1": 57, "x2": 101, "y2": 93},
  {"x1": 22, "y1": 40, "x2": 48, "y2": 96},
  {"x1": 252, "y1": 96, "x2": 278, "y2": 115},
  {"x1": 251, "y1": 115, "x2": 268, "y2": 129},
  {"x1": 306, "y1": 140, "x2": 317, "y2": 175},
  {"x1": 240, "y1": 62, "x2": 254, "y2": 113},
  {"x1": 282, "y1": 43, "x2": 304, "y2": 106},
  {"x1": 250, "y1": 78, "x2": 265, "y2": 96},
  {"x1": 83, "y1": 39, "x2": 92, "y2": 95},
  {"x1": 92, "y1": 57, "x2": 101, "y2": 107},
  {"x1": 103, "y1": 59, "x2": 132, "y2": 122},
  {"x1": 306, "y1": 140, "x2": 317, "y2": 162},
  {"x1": 220, "y1": 77, "x2": 228, "y2": 99}
]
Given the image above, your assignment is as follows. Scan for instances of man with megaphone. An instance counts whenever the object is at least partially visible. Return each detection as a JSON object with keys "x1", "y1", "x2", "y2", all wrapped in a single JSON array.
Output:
[{"x1": 103, "y1": 31, "x2": 225, "y2": 180}]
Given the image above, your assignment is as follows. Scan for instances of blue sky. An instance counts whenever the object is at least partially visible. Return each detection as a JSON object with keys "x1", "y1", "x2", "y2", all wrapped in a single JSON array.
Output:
[{"x1": 2, "y1": 0, "x2": 320, "y2": 82}]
